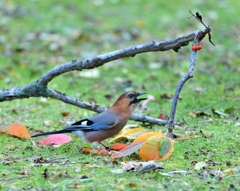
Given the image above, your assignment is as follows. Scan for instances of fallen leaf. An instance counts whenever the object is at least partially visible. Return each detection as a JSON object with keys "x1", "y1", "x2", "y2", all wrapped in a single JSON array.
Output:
[
  {"x1": 139, "y1": 136, "x2": 161, "y2": 161},
  {"x1": 157, "y1": 113, "x2": 169, "y2": 120},
  {"x1": 116, "y1": 184, "x2": 125, "y2": 189},
  {"x1": 110, "y1": 143, "x2": 128, "y2": 151},
  {"x1": 37, "y1": 134, "x2": 72, "y2": 146},
  {"x1": 110, "y1": 141, "x2": 144, "y2": 160},
  {"x1": 194, "y1": 161, "x2": 207, "y2": 170},
  {"x1": 122, "y1": 160, "x2": 160, "y2": 173},
  {"x1": 188, "y1": 110, "x2": 210, "y2": 118},
  {"x1": 159, "y1": 137, "x2": 172, "y2": 157},
  {"x1": 129, "y1": 182, "x2": 137, "y2": 188},
  {"x1": 224, "y1": 169, "x2": 234, "y2": 175},
  {"x1": 61, "y1": 111, "x2": 70, "y2": 117},
  {"x1": 6, "y1": 124, "x2": 30, "y2": 139},
  {"x1": 211, "y1": 108, "x2": 228, "y2": 117},
  {"x1": 81, "y1": 148, "x2": 109, "y2": 155},
  {"x1": 132, "y1": 132, "x2": 165, "y2": 144},
  {"x1": 140, "y1": 94, "x2": 155, "y2": 111},
  {"x1": 224, "y1": 107, "x2": 235, "y2": 114},
  {"x1": 109, "y1": 127, "x2": 151, "y2": 143},
  {"x1": 122, "y1": 161, "x2": 142, "y2": 172},
  {"x1": 139, "y1": 136, "x2": 174, "y2": 161},
  {"x1": 160, "y1": 93, "x2": 173, "y2": 99},
  {"x1": 42, "y1": 168, "x2": 49, "y2": 179}
]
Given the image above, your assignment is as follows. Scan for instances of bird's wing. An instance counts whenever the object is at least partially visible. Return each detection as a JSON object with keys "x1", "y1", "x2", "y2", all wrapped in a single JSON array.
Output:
[{"x1": 63, "y1": 111, "x2": 118, "y2": 132}]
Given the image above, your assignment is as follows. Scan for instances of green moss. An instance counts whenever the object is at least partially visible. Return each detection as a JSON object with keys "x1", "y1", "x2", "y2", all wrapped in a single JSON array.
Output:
[{"x1": 0, "y1": 0, "x2": 239, "y2": 190}]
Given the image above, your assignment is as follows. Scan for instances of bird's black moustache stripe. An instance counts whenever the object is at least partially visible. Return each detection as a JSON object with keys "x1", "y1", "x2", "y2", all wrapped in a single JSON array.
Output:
[{"x1": 129, "y1": 98, "x2": 147, "y2": 106}]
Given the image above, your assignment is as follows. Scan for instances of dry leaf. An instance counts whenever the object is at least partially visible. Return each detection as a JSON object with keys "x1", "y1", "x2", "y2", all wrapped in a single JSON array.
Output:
[
  {"x1": 157, "y1": 113, "x2": 169, "y2": 120},
  {"x1": 110, "y1": 143, "x2": 128, "y2": 151},
  {"x1": 109, "y1": 127, "x2": 151, "y2": 143},
  {"x1": 110, "y1": 141, "x2": 144, "y2": 159},
  {"x1": 139, "y1": 136, "x2": 174, "y2": 161},
  {"x1": 6, "y1": 124, "x2": 30, "y2": 139},
  {"x1": 139, "y1": 136, "x2": 161, "y2": 161},
  {"x1": 194, "y1": 161, "x2": 207, "y2": 170},
  {"x1": 122, "y1": 161, "x2": 142, "y2": 172},
  {"x1": 61, "y1": 111, "x2": 70, "y2": 117},
  {"x1": 132, "y1": 132, "x2": 165, "y2": 144},
  {"x1": 122, "y1": 160, "x2": 159, "y2": 172},
  {"x1": 81, "y1": 148, "x2": 109, "y2": 155},
  {"x1": 140, "y1": 94, "x2": 155, "y2": 110}
]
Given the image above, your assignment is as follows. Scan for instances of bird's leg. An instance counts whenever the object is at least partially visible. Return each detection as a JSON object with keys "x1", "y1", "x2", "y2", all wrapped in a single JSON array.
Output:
[
  {"x1": 99, "y1": 142, "x2": 110, "y2": 151},
  {"x1": 92, "y1": 141, "x2": 108, "y2": 151}
]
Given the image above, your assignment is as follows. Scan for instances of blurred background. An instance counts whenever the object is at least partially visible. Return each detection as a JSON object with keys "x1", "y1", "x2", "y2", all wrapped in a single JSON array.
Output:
[{"x1": 0, "y1": 0, "x2": 239, "y2": 128}]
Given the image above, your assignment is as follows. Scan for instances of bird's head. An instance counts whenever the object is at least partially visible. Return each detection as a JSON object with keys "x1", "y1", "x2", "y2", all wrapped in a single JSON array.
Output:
[{"x1": 112, "y1": 91, "x2": 147, "y2": 113}]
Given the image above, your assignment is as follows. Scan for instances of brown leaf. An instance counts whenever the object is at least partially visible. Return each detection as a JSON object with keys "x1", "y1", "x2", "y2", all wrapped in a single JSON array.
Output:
[
  {"x1": 157, "y1": 113, "x2": 169, "y2": 120},
  {"x1": 42, "y1": 168, "x2": 49, "y2": 179},
  {"x1": 61, "y1": 111, "x2": 70, "y2": 117},
  {"x1": 6, "y1": 124, "x2": 30, "y2": 139}
]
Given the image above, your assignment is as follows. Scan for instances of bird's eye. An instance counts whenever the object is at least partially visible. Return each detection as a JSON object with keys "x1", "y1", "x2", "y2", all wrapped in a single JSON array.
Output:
[{"x1": 128, "y1": 94, "x2": 134, "y2": 99}]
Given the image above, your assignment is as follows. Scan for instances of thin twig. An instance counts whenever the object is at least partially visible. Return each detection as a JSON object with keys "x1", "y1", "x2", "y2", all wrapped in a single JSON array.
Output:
[
  {"x1": 0, "y1": 175, "x2": 29, "y2": 181},
  {"x1": 166, "y1": 29, "x2": 210, "y2": 138}
]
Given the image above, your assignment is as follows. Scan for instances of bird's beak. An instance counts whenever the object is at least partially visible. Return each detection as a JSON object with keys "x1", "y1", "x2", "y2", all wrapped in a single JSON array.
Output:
[
  {"x1": 129, "y1": 92, "x2": 147, "y2": 106},
  {"x1": 136, "y1": 92, "x2": 147, "y2": 101}
]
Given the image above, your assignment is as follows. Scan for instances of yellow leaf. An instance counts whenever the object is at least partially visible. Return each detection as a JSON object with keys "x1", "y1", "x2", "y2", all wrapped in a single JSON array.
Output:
[
  {"x1": 109, "y1": 127, "x2": 151, "y2": 143},
  {"x1": 116, "y1": 184, "x2": 125, "y2": 189},
  {"x1": 132, "y1": 132, "x2": 165, "y2": 144}
]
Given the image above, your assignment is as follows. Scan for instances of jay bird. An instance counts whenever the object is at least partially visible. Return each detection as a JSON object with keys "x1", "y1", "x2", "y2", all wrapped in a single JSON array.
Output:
[{"x1": 31, "y1": 91, "x2": 147, "y2": 150}]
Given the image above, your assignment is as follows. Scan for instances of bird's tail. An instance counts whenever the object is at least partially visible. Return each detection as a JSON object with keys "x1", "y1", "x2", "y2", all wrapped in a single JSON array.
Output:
[{"x1": 31, "y1": 130, "x2": 70, "y2": 138}]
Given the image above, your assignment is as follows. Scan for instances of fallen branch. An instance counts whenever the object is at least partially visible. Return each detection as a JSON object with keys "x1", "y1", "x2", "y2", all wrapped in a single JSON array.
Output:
[
  {"x1": 0, "y1": 175, "x2": 29, "y2": 181},
  {"x1": 0, "y1": 30, "x2": 202, "y2": 125}
]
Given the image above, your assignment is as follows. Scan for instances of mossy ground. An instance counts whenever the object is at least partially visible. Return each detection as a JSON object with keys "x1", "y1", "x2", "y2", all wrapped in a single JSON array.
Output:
[{"x1": 0, "y1": 1, "x2": 239, "y2": 190}]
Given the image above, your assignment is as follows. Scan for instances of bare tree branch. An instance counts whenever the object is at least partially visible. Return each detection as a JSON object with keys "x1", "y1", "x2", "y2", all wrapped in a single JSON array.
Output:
[
  {"x1": 166, "y1": 29, "x2": 210, "y2": 138},
  {"x1": 0, "y1": 29, "x2": 209, "y2": 127}
]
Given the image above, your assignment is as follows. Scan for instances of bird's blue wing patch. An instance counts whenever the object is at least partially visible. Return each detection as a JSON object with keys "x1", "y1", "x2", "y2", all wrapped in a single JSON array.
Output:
[
  {"x1": 63, "y1": 119, "x2": 111, "y2": 131},
  {"x1": 89, "y1": 123, "x2": 110, "y2": 130}
]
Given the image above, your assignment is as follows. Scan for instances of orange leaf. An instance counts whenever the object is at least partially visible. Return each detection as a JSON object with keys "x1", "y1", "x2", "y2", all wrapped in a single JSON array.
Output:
[
  {"x1": 6, "y1": 124, "x2": 30, "y2": 139},
  {"x1": 81, "y1": 147, "x2": 91, "y2": 153},
  {"x1": 132, "y1": 132, "x2": 165, "y2": 144},
  {"x1": 110, "y1": 143, "x2": 128, "y2": 151},
  {"x1": 139, "y1": 135, "x2": 161, "y2": 161},
  {"x1": 110, "y1": 141, "x2": 144, "y2": 160},
  {"x1": 81, "y1": 148, "x2": 109, "y2": 155},
  {"x1": 139, "y1": 136, "x2": 174, "y2": 161}
]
